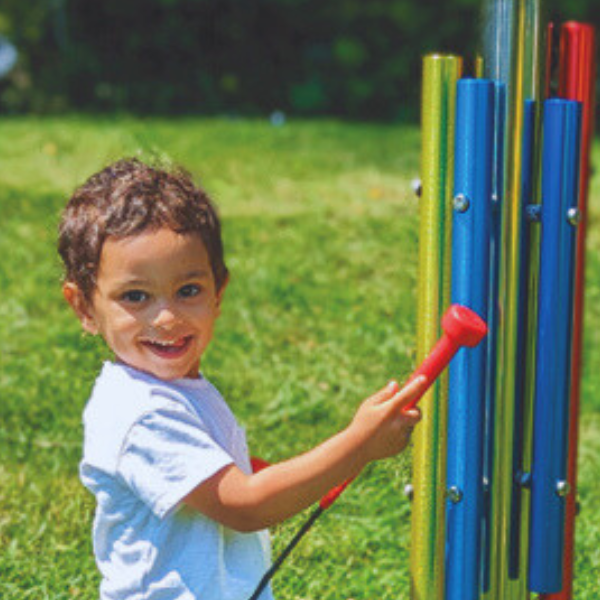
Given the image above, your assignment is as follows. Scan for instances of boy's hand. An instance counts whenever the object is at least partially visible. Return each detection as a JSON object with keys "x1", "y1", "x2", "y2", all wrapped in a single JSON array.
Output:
[{"x1": 348, "y1": 376, "x2": 427, "y2": 462}]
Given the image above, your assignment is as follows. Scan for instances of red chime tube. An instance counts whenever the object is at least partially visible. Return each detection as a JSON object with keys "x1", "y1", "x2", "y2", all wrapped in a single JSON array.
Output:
[{"x1": 540, "y1": 22, "x2": 596, "y2": 600}]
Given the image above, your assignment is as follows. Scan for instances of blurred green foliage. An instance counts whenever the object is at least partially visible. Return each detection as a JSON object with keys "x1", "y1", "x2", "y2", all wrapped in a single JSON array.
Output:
[{"x1": 0, "y1": 0, "x2": 597, "y2": 118}]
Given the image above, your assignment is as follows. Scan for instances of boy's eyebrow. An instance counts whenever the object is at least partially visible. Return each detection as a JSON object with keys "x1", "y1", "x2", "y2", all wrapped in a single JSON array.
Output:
[
  {"x1": 116, "y1": 278, "x2": 149, "y2": 287},
  {"x1": 180, "y1": 269, "x2": 211, "y2": 280},
  {"x1": 113, "y1": 270, "x2": 211, "y2": 288}
]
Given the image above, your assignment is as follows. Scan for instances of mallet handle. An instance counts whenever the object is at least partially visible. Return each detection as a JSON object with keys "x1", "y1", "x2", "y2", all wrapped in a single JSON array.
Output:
[{"x1": 403, "y1": 334, "x2": 460, "y2": 410}]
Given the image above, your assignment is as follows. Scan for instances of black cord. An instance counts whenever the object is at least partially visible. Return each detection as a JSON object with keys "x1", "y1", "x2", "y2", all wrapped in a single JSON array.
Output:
[{"x1": 247, "y1": 505, "x2": 324, "y2": 600}]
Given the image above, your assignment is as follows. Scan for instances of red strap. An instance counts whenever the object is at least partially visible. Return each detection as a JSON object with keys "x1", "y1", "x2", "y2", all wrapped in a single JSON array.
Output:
[
  {"x1": 319, "y1": 478, "x2": 354, "y2": 510},
  {"x1": 250, "y1": 457, "x2": 271, "y2": 473}
]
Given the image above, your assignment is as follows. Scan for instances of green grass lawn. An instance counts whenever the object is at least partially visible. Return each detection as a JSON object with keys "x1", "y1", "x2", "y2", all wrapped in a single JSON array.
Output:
[{"x1": 0, "y1": 116, "x2": 598, "y2": 599}]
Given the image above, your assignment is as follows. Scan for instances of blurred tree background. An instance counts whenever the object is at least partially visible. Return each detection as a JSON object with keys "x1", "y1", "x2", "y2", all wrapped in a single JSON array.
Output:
[{"x1": 0, "y1": 0, "x2": 597, "y2": 120}]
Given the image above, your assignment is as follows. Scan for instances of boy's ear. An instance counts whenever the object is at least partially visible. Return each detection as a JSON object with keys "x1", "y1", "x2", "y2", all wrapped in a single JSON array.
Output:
[
  {"x1": 62, "y1": 282, "x2": 99, "y2": 335},
  {"x1": 215, "y1": 275, "x2": 229, "y2": 314}
]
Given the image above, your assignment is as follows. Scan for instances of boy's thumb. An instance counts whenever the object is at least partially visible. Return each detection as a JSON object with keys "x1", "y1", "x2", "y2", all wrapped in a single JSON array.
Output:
[{"x1": 389, "y1": 375, "x2": 429, "y2": 411}]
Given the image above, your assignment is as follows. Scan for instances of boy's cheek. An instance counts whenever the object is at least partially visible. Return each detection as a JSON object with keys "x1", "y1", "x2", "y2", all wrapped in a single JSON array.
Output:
[{"x1": 106, "y1": 302, "x2": 144, "y2": 328}]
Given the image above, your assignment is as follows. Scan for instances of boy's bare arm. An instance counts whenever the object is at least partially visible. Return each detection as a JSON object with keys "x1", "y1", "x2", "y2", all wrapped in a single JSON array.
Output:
[{"x1": 183, "y1": 376, "x2": 427, "y2": 532}]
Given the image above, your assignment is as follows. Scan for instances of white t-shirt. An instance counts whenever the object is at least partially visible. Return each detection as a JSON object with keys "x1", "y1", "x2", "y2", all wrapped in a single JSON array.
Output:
[{"x1": 80, "y1": 361, "x2": 273, "y2": 600}]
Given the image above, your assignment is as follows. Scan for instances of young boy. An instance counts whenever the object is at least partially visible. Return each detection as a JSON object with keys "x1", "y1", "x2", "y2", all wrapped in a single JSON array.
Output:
[{"x1": 58, "y1": 158, "x2": 425, "y2": 600}]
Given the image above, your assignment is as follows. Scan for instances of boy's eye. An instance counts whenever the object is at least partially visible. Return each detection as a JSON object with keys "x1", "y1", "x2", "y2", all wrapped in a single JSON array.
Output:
[
  {"x1": 178, "y1": 284, "x2": 201, "y2": 298},
  {"x1": 122, "y1": 290, "x2": 149, "y2": 303}
]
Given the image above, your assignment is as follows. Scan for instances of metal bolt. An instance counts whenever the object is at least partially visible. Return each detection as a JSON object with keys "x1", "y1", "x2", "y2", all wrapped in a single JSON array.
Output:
[
  {"x1": 556, "y1": 480, "x2": 571, "y2": 498},
  {"x1": 447, "y1": 486, "x2": 463, "y2": 504},
  {"x1": 526, "y1": 205, "x2": 542, "y2": 222},
  {"x1": 482, "y1": 477, "x2": 490, "y2": 494},
  {"x1": 516, "y1": 471, "x2": 532, "y2": 489},
  {"x1": 404, "y1": 484, "x2": 414, "y2": 501},
  {"x1": 567, "y1": 207, "x2": 581, "y2": 226},
  {"x1": 453, "y1": 194, "x2": 470, "y2": 213},
  {"x1": 411, "y1": 179, "x2": 422, "y2": 198}
]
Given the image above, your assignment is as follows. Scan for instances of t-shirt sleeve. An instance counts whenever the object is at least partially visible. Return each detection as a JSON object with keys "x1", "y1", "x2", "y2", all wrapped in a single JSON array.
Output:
[{"x1": 117, "y1": 407, "x2": 234, "y2": 519}]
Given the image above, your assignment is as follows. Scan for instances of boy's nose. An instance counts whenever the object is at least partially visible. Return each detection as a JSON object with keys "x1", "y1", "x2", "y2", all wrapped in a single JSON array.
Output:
[{"x1": 152, "y1": 304, "x2": 178, "y2": 329}]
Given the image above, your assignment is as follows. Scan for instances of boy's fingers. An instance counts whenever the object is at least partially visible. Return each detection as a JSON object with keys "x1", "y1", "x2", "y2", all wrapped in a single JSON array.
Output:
[
  {"x1": 388, "y1": 375, "x2": 429, "y2": 411},
  {"x1": 371, "y1": 380, "x2": 401, "y2": 405}
]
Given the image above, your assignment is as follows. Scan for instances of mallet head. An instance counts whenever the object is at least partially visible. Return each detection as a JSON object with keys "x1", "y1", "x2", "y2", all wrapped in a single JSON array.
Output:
[{"x1": 441, "y1": 304, "x2": 488, "y2": 347}]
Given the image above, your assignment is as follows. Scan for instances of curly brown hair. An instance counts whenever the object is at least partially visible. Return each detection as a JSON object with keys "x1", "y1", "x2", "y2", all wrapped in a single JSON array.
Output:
[{"x1": 58, "y1": 158, "x2": 228, "y2": 302}]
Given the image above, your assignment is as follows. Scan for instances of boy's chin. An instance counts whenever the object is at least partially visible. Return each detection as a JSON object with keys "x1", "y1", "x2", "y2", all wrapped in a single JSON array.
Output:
[
  {"x1": 118, "y1": 356, "x2": 200, "y2": 380},
  {"x1": 147, "y1": 364, "x2": 201, "y2": 381}
]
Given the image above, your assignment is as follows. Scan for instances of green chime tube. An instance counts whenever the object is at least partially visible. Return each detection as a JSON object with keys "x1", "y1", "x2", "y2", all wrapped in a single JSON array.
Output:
[
  {"x1": 411, "y1": 54, "x2": 462, "y2": 600},
  {"x1": 485, "y1": 1, "x2": 543, "y2": 599}
]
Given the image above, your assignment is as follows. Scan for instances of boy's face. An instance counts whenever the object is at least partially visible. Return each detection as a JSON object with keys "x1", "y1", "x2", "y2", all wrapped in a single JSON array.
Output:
[{"x1": 64, "y1": 227, "x2": 226, "y2": 380}]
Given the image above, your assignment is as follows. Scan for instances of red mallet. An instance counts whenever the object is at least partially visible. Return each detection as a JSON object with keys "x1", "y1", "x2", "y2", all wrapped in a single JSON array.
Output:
[
  {"x1": 403, "y1": 303, "x2": 488, "y2": 410},
  {"x1": 247, "y1": 304, "x2": 487, "y2": 600},
  {"x1": 313, "y1": 305, "x2": 487, "y2": 511}
]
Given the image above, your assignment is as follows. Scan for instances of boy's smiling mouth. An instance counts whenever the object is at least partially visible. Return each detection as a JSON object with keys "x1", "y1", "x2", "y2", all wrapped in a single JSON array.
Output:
[{"x1": 141, "y1": 335, "x2": 193, "y2": 359}]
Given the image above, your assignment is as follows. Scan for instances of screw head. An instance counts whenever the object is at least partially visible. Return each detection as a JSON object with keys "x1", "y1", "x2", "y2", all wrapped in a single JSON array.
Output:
[
  {"x1": 526, "y1": 205, "x2": 542, "y2": 222},
  {"x1": 411, "y1": 178, "x2": 422, "y2": 198},
  {"x1": 556, "y1": 480, "x2": 571, "y2": 497},
  {"x1": 516, "y1": 471, "x2": 532, "y2": 489},
  {"x1": 567, "y1": 207, "x2": 581, "y2": 226},
  {"x1": 482, "y1": 477, "x2": 490, "y2": 494},
  {"x1": 453, "y1": 194, "x2": 470, "y2": 213},
  {"x1": 491, "y1": 193, "x2": 501, "y2": 211},
  {"x1": 447, "y1": 486, "x2": 463, "y2": 504}
]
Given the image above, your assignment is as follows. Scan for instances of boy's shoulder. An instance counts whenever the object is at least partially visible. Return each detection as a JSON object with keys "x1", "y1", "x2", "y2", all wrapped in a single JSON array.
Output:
[
  {"x1": 82, "y1": 362, "x2": 196, "y2": 473},
  {"x1": 85, "y1": 361, "x2": 189, "y2": 423}
]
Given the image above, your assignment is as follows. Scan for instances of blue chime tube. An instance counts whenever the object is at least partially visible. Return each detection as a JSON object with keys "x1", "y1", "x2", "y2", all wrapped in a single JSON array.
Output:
[
  {"x1": 445, "y1": 78, "x2": 495, "y2": 600},
  {"x1": 481, "y1": 81, "x2": 506, "y2": 594},
  {"x1": 528, "y1": 98, "x2": 582, "y2": 593}
]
